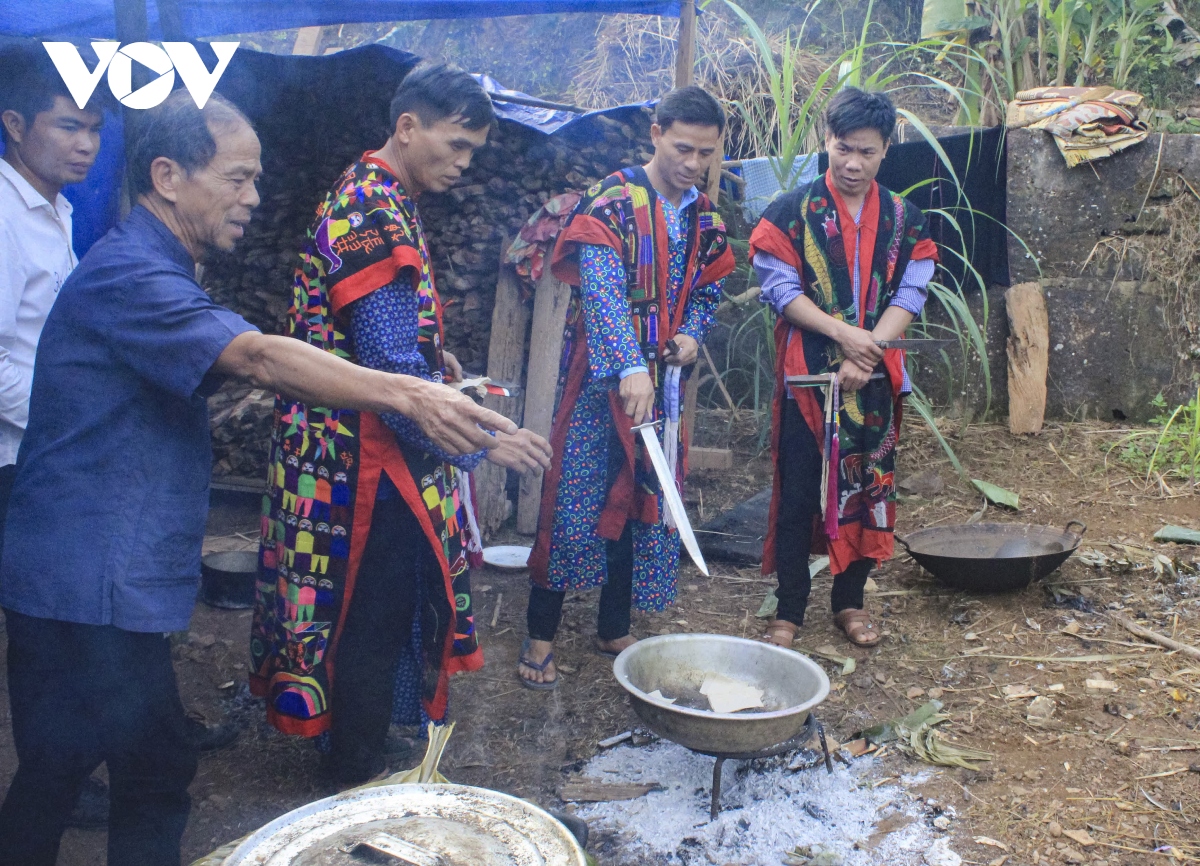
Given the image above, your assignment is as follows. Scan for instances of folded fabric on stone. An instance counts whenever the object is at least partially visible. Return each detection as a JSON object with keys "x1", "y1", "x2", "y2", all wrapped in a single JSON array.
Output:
[{"x1": 1006, "y1": 85, "x2": 1149, "y2": 167}]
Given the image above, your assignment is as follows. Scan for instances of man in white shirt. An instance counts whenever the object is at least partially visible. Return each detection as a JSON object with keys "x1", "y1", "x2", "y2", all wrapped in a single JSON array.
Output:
[{"x1": 0, "y1": 45, "x2": 105, "y2": 542}]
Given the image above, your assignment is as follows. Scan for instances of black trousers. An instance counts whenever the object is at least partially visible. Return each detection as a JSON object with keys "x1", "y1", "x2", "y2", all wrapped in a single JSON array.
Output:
[
  {"x1": 0, "y1": 463, "x2": 16, "y2": 563},
  {"x1": 328, "y1": 497, "x2": 424, "y2": 783},
  {"x1": 0, "y1": 609, "x2": 198, "y2": 866},
  {"x1": 775, "y1": 398, "x2": 871, "y2": 626},
  {"x1": 527, "y1": 523, "x2": 634, "y2": 642}
]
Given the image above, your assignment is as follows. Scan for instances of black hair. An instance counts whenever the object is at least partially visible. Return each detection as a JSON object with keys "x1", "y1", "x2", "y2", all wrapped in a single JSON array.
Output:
[
  {"x1": 655, "y1": 85, "x2": 726, "y2": 133},
  {"x1": 127, "y1": 89, "x2": 251, "y2": 198},
  {"x1": 389, "y1": 63, "x2": 494, "y2": 132},
  {"x1": 824, "y1": 87, "x2": 897, "y2": 142},
  {"x1": 0, "y1": 43, "x2": 108, "y2": 145}
]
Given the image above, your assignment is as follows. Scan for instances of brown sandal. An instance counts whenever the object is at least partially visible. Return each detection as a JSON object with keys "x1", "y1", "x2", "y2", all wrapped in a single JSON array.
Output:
[
  {"x1": 763, "y1": 619, "x2": 799, "y2": 648},
  {"x1": 834, "y1": 608, "x2": 881, "y2": 647}
]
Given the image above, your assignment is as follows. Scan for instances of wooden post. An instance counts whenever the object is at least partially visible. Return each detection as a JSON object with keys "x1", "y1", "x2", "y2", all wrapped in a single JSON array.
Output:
[
  {"x1": 292, "y1": 26, "x2": 323, "y2": 55},
  {"x1": 674, "y1": 1, "x2": 697, "y2": 88},
  {"x1": 516, "y1": 269, "x2": 572, "y2": 534},
  {"x1": 1005, "y1": 282, "x2": 1049, "y2": 434},
  {"x1": 474, "y1": 248, "x2": 531, "y2": 537},
  {"x1": 705, "y1": 145, "x2": 723, "y2": 205},
  {"x1": 683, "y1": 373, "x2": 700, "y2": 468}
]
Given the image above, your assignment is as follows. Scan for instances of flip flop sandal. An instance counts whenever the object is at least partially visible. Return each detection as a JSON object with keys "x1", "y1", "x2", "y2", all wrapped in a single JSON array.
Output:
[
  {"x1": 762, "y1": 619, "x2": 799, "y2": 648},
  {"x1": 834, "y1": 608, "x2": 882, "y2": 647},
  {"x1": 517, "y1": 638, "x2": 558, "y2": 690}
]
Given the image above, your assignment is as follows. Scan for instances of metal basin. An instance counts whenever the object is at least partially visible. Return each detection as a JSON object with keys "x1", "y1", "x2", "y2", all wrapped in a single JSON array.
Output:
[
  {"x1": 897, "y1": 520, "x2": 1086, "y2": 592},
  {"x1": 222, "y1": 783, "x2": 587, "y2": 865},
  {"x1": 200, "y1": 550, "x2": 259, "y2": 609},
  {"x1": 612, "y1": 634, "x2": 830, "y2": 754}
]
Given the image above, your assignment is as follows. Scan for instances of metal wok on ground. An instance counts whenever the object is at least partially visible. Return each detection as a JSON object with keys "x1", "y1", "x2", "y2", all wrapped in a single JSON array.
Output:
[
  {"x1": 612, "y1": 634, "x2": 830, "y2": 754},
  {"x1": 897, "y1": 520, "x2": 1087, "y2": 592}
]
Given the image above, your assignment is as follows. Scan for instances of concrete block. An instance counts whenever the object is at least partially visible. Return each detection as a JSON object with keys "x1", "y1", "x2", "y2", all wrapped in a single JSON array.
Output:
[{"x1": 1006, "y1": 130, "x2": 1200, "y2": 283}]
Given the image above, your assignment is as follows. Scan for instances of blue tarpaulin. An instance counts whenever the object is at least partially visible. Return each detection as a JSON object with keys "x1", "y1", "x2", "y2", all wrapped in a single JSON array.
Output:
[
  {"x1": 5, "y1": 0, "x2": 680, "y2": 40},
  {"x1": 0, "y1": 39, "x2": 655, "y2": 256}
]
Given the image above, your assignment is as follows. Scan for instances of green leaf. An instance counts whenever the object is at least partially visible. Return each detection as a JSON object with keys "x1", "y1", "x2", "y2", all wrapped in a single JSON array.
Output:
[
  {"x1": 798, "y1": 646, "x2": 857, "y2": 675},
  {"x1": 971, "y1": 479, "x2": 1019, "y2": 509},
  {"x1": 1153, "y1": 525, "x2": 1200, "y2": 545},
  {"x1": 756, "y1": 589, "x2": 779, "y2": 619},
  {"x1": 921, "y1": 0, "x2": 969, "y2": 38}
]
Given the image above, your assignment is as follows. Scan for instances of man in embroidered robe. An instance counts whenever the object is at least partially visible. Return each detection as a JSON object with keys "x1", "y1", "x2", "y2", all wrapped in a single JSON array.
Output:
[
  {"x1": 520, "y1": 87, "x2": 735, "y2": 688},
  {"x1": 749, "y1": 88, "x2": 938, "y2": 649},
  {"x1": 250, "y1": 65, "x2": 551, "y2": 783}
]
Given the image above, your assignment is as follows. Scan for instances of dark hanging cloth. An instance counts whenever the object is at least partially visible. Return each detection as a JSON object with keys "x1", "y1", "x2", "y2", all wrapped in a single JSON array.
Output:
[{"x1": 872, "y1": 126, "x2": 1009, "y2": 289}]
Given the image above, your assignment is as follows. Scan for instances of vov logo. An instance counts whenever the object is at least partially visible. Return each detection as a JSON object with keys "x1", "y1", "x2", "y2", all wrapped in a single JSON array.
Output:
[{"x1": 42, "y1": 42, "x2": 239, "y2": 110}]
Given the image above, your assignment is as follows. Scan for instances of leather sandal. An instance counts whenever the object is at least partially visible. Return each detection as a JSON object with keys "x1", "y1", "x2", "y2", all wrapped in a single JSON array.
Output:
[
  {"x1": 762, "y1": 619, "x2": 799, "y2": 648},
  {"x1": 834, "y1": 608, "x2": 881, "y2": 647}
]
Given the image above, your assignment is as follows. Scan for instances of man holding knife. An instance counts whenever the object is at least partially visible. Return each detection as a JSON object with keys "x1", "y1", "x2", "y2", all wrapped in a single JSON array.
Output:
[
  {"x1": 520, "y1": 86, "x2": 734, "y2": 688},
  {"x1": 749, "y1": 87, "x2": 939, "y2": 649}
]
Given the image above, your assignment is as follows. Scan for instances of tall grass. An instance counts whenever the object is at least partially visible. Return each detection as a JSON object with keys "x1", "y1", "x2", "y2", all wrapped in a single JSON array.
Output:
[{"x1": 922, "y1": 0, "x2": 1179, "y2": 101}]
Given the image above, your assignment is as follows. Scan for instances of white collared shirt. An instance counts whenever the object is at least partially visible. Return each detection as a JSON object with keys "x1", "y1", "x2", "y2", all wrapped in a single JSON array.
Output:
[{"x1": 0, "y1": 157, "x2": 76, "y2": 466}]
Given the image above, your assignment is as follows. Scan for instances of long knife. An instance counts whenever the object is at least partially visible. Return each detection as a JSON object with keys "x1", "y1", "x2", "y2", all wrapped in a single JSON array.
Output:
[
  {"x1": 632, "y1": 420, "x2": 709, "y2": 577},
  {"x1": 874, "y1": 338, "x2": 954, "y2": 351}
]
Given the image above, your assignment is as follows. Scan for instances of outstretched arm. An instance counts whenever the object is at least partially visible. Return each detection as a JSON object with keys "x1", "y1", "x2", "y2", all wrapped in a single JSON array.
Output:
[{"x1": 213, "y1": 331, "x2": 515, "y2": 457}]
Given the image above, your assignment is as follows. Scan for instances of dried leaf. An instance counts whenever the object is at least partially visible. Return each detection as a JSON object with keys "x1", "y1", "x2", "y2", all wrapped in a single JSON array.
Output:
[
  {"x1": 1026, "y1": 696, "x2": 1056, "y2": 722},
  {"x1": 974, "y1": 837, "x2": 1010, "y2": 851},
  {"x1": 907, "y1": 686, "x2": 926, "y2": 699},
  {"x1": 801, "y1": 646, "x2": 857, "y2": 675},
  {"x1": 1062, "y1": 829, "x2": 1095, "y2": 847},
  {"x1": 1002, "y1": 684, "x2": 1038, "y2": 699}
]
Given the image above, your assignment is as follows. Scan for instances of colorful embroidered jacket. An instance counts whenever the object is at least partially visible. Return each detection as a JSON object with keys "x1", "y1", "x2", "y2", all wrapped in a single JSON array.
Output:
[
  {"x1": 528, "y1": 166, "x2": 734, "y2": 588},
  {"x1": 250, "y1": 154, "x2": 482, "y2": 737},
  {"x1": 749, "y1": 171, "x2": 938, "y2": 576}
]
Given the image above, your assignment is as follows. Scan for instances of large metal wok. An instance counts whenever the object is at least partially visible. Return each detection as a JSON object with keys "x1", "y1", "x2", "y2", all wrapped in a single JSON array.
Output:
[
  {"x1": 897, "y1": 520, "x2": 1086, "y2": 592},
  {"x1": 612, "y1": 634, "x2": 830, "y2": 754}
]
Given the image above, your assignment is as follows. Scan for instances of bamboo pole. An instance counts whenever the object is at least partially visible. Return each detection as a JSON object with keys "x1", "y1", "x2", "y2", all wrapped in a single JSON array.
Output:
[
  {"x1": 674, "y1": 1, "x2": 697, "y2": 87},
  {"x1": 1112, "y1": 615, "x2": 1200, "y2": 662}
]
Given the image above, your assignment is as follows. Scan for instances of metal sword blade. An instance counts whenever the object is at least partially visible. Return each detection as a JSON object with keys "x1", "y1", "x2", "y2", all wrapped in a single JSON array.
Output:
[
  {"x1": 873, "y1": 338, "x2": 954, "y2": 351},
  {"x1": 636, "y1": 423, "x2": 710, "y2": 577}
]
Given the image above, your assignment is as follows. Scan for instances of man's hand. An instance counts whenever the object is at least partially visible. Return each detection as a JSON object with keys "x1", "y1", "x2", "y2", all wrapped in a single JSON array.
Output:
[
  {"x1": 486, "y1": 428, "x2": 553, "y2": 474},
  {"x1": 664, "y1": 334, "x2": 699, "y2": 367},
  {"x1": 442, "y1": 350, "x2": 463, "y2": 384},
  {"x1": 619, "y1": 371, "x2": 655, "y2": 423},
  {"x1": 836, "y1": 323, "x2": 884, "y2": 371},
  {"x1": 412, "y1": 380, "x2": 518, "y2": 455},
  {"x1": 837, "y1": 358, "x2": 874, "y2": 393}
]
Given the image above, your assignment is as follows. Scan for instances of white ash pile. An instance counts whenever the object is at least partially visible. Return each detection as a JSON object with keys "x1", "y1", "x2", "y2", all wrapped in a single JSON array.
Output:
[{"x1": 575, "y1": 740, "x2": 948, "y2": 866}]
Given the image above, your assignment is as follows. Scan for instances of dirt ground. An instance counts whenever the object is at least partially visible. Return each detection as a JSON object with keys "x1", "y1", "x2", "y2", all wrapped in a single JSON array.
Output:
[{"x1": 1, "y1": 412, "x2": 1198, "y2": 865}]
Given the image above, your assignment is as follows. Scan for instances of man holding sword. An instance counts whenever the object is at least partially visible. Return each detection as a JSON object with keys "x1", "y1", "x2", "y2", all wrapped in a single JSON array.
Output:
[
  {"x1": 749, "y1": 87, "x2": 939, "y2": 649},
  {"x1": 519, "y1": 86, "x2": 735, "y2": 689}
]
